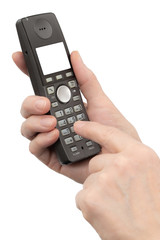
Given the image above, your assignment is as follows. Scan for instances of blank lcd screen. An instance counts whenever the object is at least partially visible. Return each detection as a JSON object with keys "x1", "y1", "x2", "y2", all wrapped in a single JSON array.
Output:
[{"x1": 36, "y1": 42, "x2": 71, "y2": 75}]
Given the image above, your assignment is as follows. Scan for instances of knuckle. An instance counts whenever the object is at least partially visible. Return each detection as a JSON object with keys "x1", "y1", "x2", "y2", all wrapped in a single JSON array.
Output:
[
  {"x1": 29, "y1": 137, "x2": 40, "y2": 155},
  {"x1": 101, "y1": 126, "x2": 117, "y2": 146},
  {"x1": 97, "y1": 172, "x2": 113, "y2": 188},
  {"x1": 139, "y1": 145, "x2": 159, "y2": 165},
  {"x1": 21, "y1": 118, "x2": 35, "y2": 140},
  {"x1": 81, "y1": 190, "x2": 97, "y2": 220},
  {"x1": 75, "y1": 191, "x2": 82, "y2": 210},
  {"x1": 88, "y1": 67, "x2": 96, "y2": 80},
  {"x1": 130, "y1": 124, "x2": 141, "y2": 141},
  {"x1": 22, "y1": 96, "x2": 31, "y2": 109},
  {"x1": 88, "y1": 156, "x2": 100, "y2": 174},
  {"x1": 97, "y1": 172, "x2": 108, "y2": 184},
  {"x1": 25, "y1": 95, "x2": 32, "y2": 103},
  {"x1": 29, "y1": 142, "x2": 35, "y2": 155},
  {"x1": 20, "y1": 96, "x2": 32, "y2": 118},
  {"x1": 20, "y1": 121, "x2": 25, "y2": 137},
  {"x1": 126, "y1": 143, "x2": 159, "y2": 170},
  {"x1": 114, "y1": 155, "x2": 130, "y2": 174}
]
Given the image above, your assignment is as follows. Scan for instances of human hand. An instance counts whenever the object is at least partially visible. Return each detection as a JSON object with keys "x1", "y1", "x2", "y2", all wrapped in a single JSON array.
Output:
[
  {"x1": 75, "y1": 121, "x2": 160, "y2": 240},
  {"x1": 12, "y1": 51, "x2": 140, "y2": 183}
]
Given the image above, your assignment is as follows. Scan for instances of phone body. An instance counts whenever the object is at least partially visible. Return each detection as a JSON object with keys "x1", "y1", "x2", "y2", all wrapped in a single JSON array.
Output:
[{"x1": 16, "y1": 12, "x2": 101, "y2": 164}]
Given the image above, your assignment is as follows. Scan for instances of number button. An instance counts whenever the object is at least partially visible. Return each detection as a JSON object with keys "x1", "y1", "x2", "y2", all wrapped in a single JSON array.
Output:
[
  {"x1": 55, "y1": 110, "x2": 64, "y2": 118},
  {"x1": 64, "y1": 137, "x2": 74, "y2": 145},
  {"x1": 74, "y1": 135, "x2": 83, "y2": 141},
  {"x1": 67, "y1": 116, "x2": 76, "y2": 124},
  {"x1": 70, "y1": 126, "x2": 74, "y2": 132},
  {"x1": 61, "y1": 128, "x2": 70, "y2": 136},
  {"x1": 58, "y1": 119, "x2": 67, "y2": 127},
  {"x1": 74, "y1": 104, "x2": 82, "y2": 112},
  {"x1": 64, "y1": 107, "x2": 73, "y2": 115},
  {"x1": 77, "y1": 113, "x2": 85, "y2": 121}
]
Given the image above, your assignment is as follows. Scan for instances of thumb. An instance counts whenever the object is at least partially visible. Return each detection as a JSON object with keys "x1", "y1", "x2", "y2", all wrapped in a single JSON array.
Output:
[
  {"x1": 74, "y1": 121, "x2": 135, "y2": 153},
  {"x1": 12, "y1": 51, "x2": 28, "y2": 75},
  {"x1": 71, "y1": 51, "x2": 105, "y2": 103}
]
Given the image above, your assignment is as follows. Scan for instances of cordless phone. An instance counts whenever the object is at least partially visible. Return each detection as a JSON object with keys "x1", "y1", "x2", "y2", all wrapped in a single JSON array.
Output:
[{"x1": 16, "y1": 13, "x2": 101, "y2": 164}]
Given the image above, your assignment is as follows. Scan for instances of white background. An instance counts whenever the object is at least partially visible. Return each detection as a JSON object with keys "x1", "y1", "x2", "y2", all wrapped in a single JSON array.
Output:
[{"x1": 1, "y1": 0, "x2": 160, "y2": 239}]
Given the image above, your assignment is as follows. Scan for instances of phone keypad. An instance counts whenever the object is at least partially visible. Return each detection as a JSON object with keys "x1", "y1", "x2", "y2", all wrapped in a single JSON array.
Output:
[
  {"x1": 57, "y1": 102, "x2": 86, "y2": 147},
  {"x1": 46, "y1": 73, "x2": 95, "y2": 157}
]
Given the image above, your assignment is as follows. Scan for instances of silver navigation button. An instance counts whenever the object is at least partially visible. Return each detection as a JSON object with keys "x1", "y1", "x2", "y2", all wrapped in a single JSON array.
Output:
[{"x1": 57, "y1": 85, "x2": 71, "y2": 103}]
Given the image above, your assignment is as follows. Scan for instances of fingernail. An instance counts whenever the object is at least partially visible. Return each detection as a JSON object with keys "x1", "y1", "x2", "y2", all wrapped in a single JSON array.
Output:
[
  {"x1": 35, "y1": 99, "x2": 46, "y2": 111},
  {"x1": 40, "y1": 117, "x2": 54, "y2": 127}
]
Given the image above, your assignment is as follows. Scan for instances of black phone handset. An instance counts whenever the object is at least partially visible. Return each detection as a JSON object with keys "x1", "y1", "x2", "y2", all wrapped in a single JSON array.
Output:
[{"x1": 16, "y1": 13, "x2": 101, "y2": 164}]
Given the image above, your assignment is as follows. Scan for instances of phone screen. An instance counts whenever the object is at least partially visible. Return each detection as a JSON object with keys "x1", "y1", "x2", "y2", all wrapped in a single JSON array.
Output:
[{"x1": 36, "y1": 42, "x2": 71, "y2": 75}]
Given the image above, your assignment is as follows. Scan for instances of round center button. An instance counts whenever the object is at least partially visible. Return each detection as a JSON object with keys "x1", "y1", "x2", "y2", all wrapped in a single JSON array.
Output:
[{"x1": 57, "y1": 85, "x2": 71, "y2": 103}]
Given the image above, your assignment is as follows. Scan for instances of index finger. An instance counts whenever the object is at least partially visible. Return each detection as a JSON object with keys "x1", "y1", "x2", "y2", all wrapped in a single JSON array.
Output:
[{"x1": 74, "y1": 121, "x2": 136, "y2": 153}]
